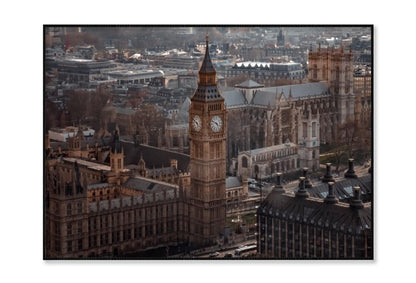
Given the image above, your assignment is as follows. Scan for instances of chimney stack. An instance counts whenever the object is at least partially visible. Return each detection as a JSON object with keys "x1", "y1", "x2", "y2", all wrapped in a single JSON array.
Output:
[
  {"x1": 274, "y1": 172, "x2": 284, "y2": 193},
  {"x1": 295, "y1": 177, "x2": 309, "y2": 198},
  {"x1": 324, "y1": 182, "x2": 339, "y2": 204},
  {"x1": 322, "y1": 163, "x2": 335, "y2": 183},
  {"x1": 345, "y1": 159, "x2": 358, "y2": 178},
  {"x1": 350, "y1": 186, "x2": 364, "y2": 209},
  {"x1": 303, "y1": 167, "x2": 312, "y2": 188}
]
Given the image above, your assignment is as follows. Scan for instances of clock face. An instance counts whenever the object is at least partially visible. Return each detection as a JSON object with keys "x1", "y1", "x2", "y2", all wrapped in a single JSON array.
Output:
[
  {"x1": 192, "y1": 115, "x2": 201, "y2": 132},
  {"x1": 210, "y1": 115, "x2": 222, "y2": 132}
]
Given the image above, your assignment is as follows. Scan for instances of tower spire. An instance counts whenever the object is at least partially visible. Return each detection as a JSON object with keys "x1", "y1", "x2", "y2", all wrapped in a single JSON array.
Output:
[
  {"x1": 192, "y1": 33, "x2": 221, "y2": 102},
  {"x1": 199, "y1": 33, "x2": 215, "y2": 75}
]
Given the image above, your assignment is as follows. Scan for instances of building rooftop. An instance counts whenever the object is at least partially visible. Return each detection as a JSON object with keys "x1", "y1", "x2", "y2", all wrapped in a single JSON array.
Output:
[
  {"x1": 226, "y1": 176, "x2": 242, "y2": 188},
  {"x1": 223, "y1": 89, "x2": 247, "y2": 108},
  {"x1": 122, "y1": 142, "x2": 190, "y2": 172},
  {"x1": 259, "y1": 188, "x2": 371, "y2": 235},
  {"x1": 308, "y1": 174, "x2": 372, "y2": 203},
  {"x1": 241, "y1": 143, "x2": 297, "y2": 156},
  {"x1": 252, "y1": 82, "x2": 329, "y2": 106},
  {"x1": 235, "y1": 79, "x2": 264, "y2": 88},
  {"x1": 123, "y1": 176, "x2": 178, "y2": 192},
  {"x1": 63, "y1": 157, "x2": 111, "y2": 172}
]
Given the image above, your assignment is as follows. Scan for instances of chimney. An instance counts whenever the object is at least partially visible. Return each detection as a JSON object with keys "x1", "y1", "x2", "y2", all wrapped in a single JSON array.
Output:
[
  {"x1": 274, "y1": 172, "x2": 284, "y2": 193},
  {"x1": 345, "y1": 159, "x2": 358, "y2": 178},
  {"x1": 303, "y1": 167, "x2": 312, "y2": 188},
  {"x1": 322, "y1": 163, "x2": 335, "y2": 183},
  {"x1": 295, "y1": 177, "x2": 309, "y2": 198},
  {"x1": 350, "y1": 186, "x2": 364, "y2": 209},
  {"x1": 324, "y1": 182, "x2": 339, "y2": 204}
]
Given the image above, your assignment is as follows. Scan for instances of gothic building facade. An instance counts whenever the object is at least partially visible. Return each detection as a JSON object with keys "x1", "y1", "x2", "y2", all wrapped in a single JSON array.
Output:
[
  {"x1": 225, "y1": 45, "x2": 355, "y2": 177},
  {"x1": 45, "y1": 36, "x2": 227, "y2": 258}
]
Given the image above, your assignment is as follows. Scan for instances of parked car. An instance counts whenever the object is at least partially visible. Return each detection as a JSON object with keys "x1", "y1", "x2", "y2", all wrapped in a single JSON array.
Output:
[{"x1": 209, "y1": 252, "x2": 220, "y2": 258}]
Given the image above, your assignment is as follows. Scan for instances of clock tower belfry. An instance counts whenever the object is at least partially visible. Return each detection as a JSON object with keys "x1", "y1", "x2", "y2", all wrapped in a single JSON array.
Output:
[{"x1": 188, "y1": 34, "x2": 226, "y2": 247}]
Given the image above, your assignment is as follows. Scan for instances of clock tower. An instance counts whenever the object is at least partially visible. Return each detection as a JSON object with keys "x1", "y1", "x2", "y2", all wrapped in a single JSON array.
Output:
[{"x1": 188, "y1": 34, "x2": 226, "y2": 247}]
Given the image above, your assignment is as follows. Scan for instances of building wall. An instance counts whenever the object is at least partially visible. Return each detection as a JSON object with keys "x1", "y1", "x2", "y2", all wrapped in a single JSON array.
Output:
[
  {"x1": 258, "y1": 212, "x2": 372, "y2": 258},
  {"x1": 45, "y1": 158, "x2": 189, "y2": 258}
]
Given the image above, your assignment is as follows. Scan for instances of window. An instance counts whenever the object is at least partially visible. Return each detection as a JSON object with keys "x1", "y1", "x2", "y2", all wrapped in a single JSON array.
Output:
[
  {"x1": 303, "y1": 122, "x2": 307, "y2": 138},
  {"x1": 312, "y1": 122, "x2": 317, "y2": 138},
  {"x1": 78, "y1": 221, "x2": 82, "y2": 234},
  {"x1": 313, "y1": 64, "x2": 317, "y2": 80},
  {"x1": 67, "y1": 203, "x2": 72, "y2": 216},
  {"x1": 242, "y1": 156, "x2": 248, "y2": 168},
  {"x1": 77, "y1": 202, "x2": 82, "y2": 214},
  {"x1": 55, "y1": 222, "x2": 60, "y2": 235},
  {"x1": 67, "y1": 240, "x2": 72, "y2": 252},
  {"x1": 67, "y1": 223, "x2": 72, "y2": 235}
]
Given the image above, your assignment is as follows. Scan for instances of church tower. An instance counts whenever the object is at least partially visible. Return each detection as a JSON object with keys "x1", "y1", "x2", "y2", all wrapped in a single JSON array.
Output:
[
  {"x1": 188, "y1": 34, "x2": 227, "y2": 247},
  {"x1": 308, "y1": 45, "x2": 354, "y2": 124}
]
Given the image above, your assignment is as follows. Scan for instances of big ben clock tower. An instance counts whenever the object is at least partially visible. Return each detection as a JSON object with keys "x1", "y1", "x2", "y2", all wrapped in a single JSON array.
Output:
[{"x1": 188, "y1": 34, "x2": 226, "y2": 247}]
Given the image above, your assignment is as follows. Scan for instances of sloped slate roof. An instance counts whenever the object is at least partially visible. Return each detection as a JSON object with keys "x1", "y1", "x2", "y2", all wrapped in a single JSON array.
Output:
[
  {"x1": 235, "y1": 79, "x2": 264, "y2": 88},
  {"x1": 226, "y1": 176, "x2": 242, "y2": 188},
  {"x1": 258, "y1": 191, "x2": 371, "y2": 235},
  {"x1": 308, "y1": 174, "x2": 372, "y2": 203},
  {"x1": 223, "y1": 89, "x2": 247, "y2": 108},
  {"x1": 121, "y1": 142, "x2": 190, "y2": 173},
  {"x1": 123, "y1": 177, "x2": 175, "y2": 192},
  {"x1": 252, "y1": 82, "x2": 330, "y2": 106}
]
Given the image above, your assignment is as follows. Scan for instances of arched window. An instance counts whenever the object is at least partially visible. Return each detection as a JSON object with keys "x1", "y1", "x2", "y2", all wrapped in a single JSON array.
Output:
[
  {"x1": 242, "y1": 156, "x2": 248, "y2": 168},
  {"x1": 313, "y1": 64, "x2": 318, "y2": 80}
]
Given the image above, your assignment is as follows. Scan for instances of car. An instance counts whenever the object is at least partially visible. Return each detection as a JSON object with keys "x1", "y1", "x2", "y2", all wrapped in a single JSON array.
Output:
[
  {"x1": 209, "y1": 252, "x2": 220, "y2": 258},
  {"x1": 224, "y1": 253, "x2": 233, "y2": 258}
]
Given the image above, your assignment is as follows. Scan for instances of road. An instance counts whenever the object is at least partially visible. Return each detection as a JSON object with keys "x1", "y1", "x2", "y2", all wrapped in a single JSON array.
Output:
[{"x1": 197, "y1": 239, "x2": 257, "y2": 259}]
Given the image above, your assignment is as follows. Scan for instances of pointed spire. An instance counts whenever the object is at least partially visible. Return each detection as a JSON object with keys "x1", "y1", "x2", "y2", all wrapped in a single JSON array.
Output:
[
  {"x1": 112, "y1": 130, "x2": 122, "y2": 154},
  {"x1": 289, "y1": 87, "x2": 293, "y2": 100},
  {"x1": 199, "y1": 32, "x2": 215, "y2": 74}
]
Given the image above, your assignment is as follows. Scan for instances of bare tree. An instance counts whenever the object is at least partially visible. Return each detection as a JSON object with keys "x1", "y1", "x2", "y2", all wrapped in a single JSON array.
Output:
[{"x1": 332, "y1": 118, "x2": 368, "y2": 172}]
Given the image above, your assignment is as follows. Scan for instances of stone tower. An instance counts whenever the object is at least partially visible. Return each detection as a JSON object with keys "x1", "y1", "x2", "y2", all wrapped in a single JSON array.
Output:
[
  {"x1": 308, "y1": 45, "x2": 354, "y2": 124},
  {"x1": 108, "y1": 130, "x2": 128, "y2": 185},
  {"x1": 188, "y1": 34, "x2": 227, "y2": 247},
  {"x1": 45, "y1": 160, "x2": 88, "y2": 257}
]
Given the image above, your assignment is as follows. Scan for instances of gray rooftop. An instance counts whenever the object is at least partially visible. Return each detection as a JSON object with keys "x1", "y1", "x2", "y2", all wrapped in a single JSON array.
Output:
[
  {"x1": 235, "y1": 79, "x2": 264, "y2": 88},
  {"x1": 223, "y1": 89, "x2": 247, "y2": 108},
  {"x1": 123, "y1": 176, "x2": 178, "y2": 192},
  {"x1": 226, "y1": 176, "x2": 242, "y2": 188}
]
